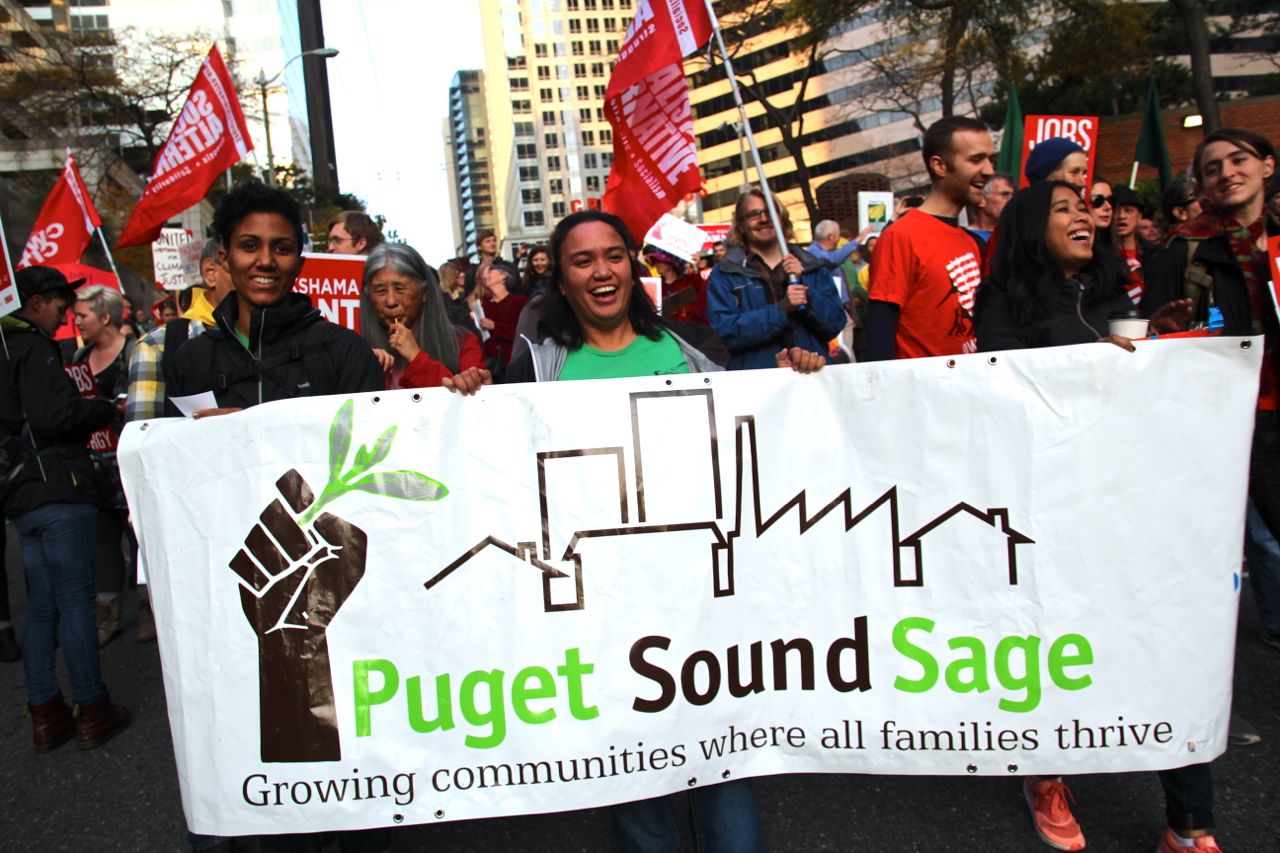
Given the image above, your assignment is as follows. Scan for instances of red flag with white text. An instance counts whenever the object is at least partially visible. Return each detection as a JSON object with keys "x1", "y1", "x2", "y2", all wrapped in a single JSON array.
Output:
[
  {"x1": 116, "y1": 45, "x2": 253, "y2": 248},
  {"x1": 19, "y1": 152, "x2": 102, "y2": 269},
  {"x1": 602, "y1": 0, "x2": 713, "y2": 242}
]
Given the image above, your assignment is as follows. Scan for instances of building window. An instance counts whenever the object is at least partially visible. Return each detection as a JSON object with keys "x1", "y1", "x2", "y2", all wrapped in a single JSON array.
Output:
[
  {"x1": 515, "y1": 121, "x2": 535, "y2": 136},
  {"x1": 569, "y1": 19, "x2": 581, "y2": 33},
  {"x1": 582, "y1": 130, "x2": 595, "y2": 145},
  {"x1": 584, "y1": 0, "x2": 597, "y2": 8},
  {"x1": 547, "y1": 155, "x2": 562, "y2": 171},
  {"x1": 584, "y1": 152, "x2": 599, "y2": 169},
  {"x1": 557, "y1": 64, "x2": 569, "y2": 79},
  {"x1": 602, "y1": 0, "x2": 615, "y2": 8},
  {"x1": 566, "y1": 0, "x2": 579, "y2": 8},
  {"x1": 602, "y1": 151, "x2": 613, "y2": 168},
  {"x1": 545, "y1": 132, "x2": 560, "y2": 149},
  {"x1": 591, "y1": 62, "x2": 605, "y2": 77},
  {"x1": 604, "y1": 17, "x2": 617, "y2": 31},
  {"x1": 552, "y1": 201, "x2": 567, "y2": 218},
  {"x1": 579, "y1": 108, "x2": 592, "y2": 122},
  {"x1": 586, "y1": 175, "x2": 601, "y2": 193},
  {"x1": 606, "y1": 39, "x2": 619, "y2": 53},
  {"x1": 542, "y1": 110, "x2": 557, "y2": 124},
  {"x1": 595, "y1": 107, "x2": 605, "y2": 122},
  {"x1": 587, "y1": 19, "x2": 599, "y2": 33},
  {"x1": 549, "y1": 178, "x2": 564, "y2": 194},
  {"x1": 535, "y1": 44, "x2": 548, "y2": 58},
  {"x1": 507, "y1": 56, "x2": 527, "y2": 69},
  {"x1": 577, "y1": 85, "x2": 590, "y2": 99},
  {"x1": 524, "y1": 210, "x2": 546, "y2": 228},
  {"x1": 540, "y1": 88, "x2": 554, "y2": 101},
  {"x1": 620, "y1": 0, "x2": 631, "y2": 7},
  {"x1": 512, "y1": 100, "x2": 532, "y2": 114},
  {"x1": 518, "y1": 165, "x2": 541, "y2": 181},
  {"x1": 572, "y1": 41, "x2": 584, "y2": 56},
  {"x1": 517, "y1": 143, "x2": 538, "y2": 160},
  {"x1": 600, "y1": 128, "x2": 613, "y2": 144},
  {"x1": 537, "y1": 65, "x2": 551, "y2": 80},
  {"x1": 511, "y1": 77, "x2": 529, "y2": 91},
  {"x1": 560, "y1": 87, "x2": 573, "y2": 101},
  {"x1": 522, "y1": 188, "x2": 543, "y2": 204},
  {"x1": 573, "y1": 63, "x2": 587, "y2": 78},
  {"x1": 593, "y1": 84, "x2": 606, "y2": 98}
]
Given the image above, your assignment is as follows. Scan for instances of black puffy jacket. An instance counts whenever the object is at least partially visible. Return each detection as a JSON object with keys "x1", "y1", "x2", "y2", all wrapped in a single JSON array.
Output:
[
  {"x1": 975, "y1": 270, "x2": 1136, "y2": 352},
  {"x1": 0, "y1": 314, "x2": 116, "y2": 518},
  {"x1": 166, "y1": 292, "x2": 384, "y2": 408}
]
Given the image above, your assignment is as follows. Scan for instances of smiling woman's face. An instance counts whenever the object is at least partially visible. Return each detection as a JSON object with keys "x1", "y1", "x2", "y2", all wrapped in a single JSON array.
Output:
[
  {"x1": 226, "y1": 212, "x2": 301, "y2": 310},
  {"x1": 558, "y1": 220, "x2": 634, "y2": 335},
  {"x1": 1045, "y1": 186, "x2": 1094, "y2": 276}
]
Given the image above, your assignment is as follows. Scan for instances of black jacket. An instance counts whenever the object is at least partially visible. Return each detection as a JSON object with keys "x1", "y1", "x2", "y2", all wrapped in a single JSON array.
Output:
[
  {"x1": 1140, "y1": 232, "x2": 1272, "y2": 337},
  {"x1": 166, "y1": 292, "x2": 384, "y2": 408},
  {"x1": 976, "y1": 271, "x2": 1135, "y2": 352},
  {"x1": 0, "y1": 315, "x2": 116, "y2": 518}
]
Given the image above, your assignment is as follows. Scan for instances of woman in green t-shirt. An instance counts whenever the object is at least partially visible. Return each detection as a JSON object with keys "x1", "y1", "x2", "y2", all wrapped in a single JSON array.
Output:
[{"x1": 505, "y1": 210, "x2": 823, "y2": 384}]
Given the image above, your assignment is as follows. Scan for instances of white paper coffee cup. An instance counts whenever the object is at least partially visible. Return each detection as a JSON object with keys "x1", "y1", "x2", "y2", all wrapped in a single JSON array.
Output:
[{"x1": 1109, "y1": 317, "x2": 1149, "y2": 339}]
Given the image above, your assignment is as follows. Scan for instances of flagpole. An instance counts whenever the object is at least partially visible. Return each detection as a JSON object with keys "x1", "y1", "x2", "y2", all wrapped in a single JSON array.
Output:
[
  {"x1": 701, "y1": 0, "x2": 796, "y2": 275},
  {"x1": 62, "y1": 148, "x2": 125, "y2": 290},
  {"x1": 1128, "y1": 161, "x2": 1140, "y2": 189}
]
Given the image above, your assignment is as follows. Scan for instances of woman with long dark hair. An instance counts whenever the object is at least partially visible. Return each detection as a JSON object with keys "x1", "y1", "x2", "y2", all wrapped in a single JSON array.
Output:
[
  {"x1": 361, "y1": 243, "x2": 488, "y2": 391},
  {"x1": 976, "y1": 180, "x2": 1195, "y2": 853},
  {"x1": 520, "y1": 244, "x2": 553, "y2": 297}
]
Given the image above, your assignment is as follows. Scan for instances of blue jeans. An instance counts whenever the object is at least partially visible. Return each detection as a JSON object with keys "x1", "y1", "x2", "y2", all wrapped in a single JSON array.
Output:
[
  {"x1": 12, "y1": 502, "x2": 105, "y2": 706},
  {"x1": 1245, "y1": 499, "x2": 1280, "y2": 637},
  {"x1": 611, "y1": 779, "x2": 764, "y2": 853}
]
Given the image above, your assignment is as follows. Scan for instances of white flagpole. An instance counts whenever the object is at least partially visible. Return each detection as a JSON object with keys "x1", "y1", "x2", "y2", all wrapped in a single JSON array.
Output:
[
  {"x1": 701, "y1": 0, "x2": 796, "y2": 274},
  {"x1": 1128, "y1": 160, "x2": 1140, "y2": 189}
]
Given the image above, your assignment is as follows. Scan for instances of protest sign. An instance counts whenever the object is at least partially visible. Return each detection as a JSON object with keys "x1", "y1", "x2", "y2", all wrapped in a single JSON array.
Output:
[
  {"x1": 152, "y1": 228, "x2": 195, "y2": 291},
  {"x1": 645, "y1": 214, "x2": 713, "y2": 261},
  {"x1": 858, "y1": 192, "x2": 895, "y2": 233},
  {"x1": 1019, "y1": 115, "x2": 1100, "y2": 189},
  {"x1": 179, "y1": 238, "x2": 207, "y2": 289},
  {"x1": 120, "y1": 337, "x2": 1255, "y2": 836},
  {"x1": 1268, "y1": 235, "x2": 1280, "y2": 319},
  {"x1": 295, "y1": 252, "x2": 365, "y2": 332},
  {"x1": 0, "y1": 208, "x2": 18, "y2": 318}
]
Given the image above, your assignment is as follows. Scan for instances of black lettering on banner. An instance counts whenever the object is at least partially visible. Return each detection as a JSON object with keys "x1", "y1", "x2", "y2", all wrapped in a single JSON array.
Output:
[{"x1": 631, "y1": 635, "x2": 676, "y2": 712}]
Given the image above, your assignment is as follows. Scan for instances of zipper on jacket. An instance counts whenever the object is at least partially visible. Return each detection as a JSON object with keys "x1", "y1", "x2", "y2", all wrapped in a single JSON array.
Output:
[
  {"x1": 1072, "y1": 279, "x2": 1101, "y2": 341},
  {"x1": 256, "y1": 307, "x2": 265, "y2": 406}
]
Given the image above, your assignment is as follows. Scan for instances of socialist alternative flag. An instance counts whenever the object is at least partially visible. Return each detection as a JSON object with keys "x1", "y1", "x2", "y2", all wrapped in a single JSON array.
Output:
[
  {"x1": 18, "y1": 151, "x2": 102, "y2": 269},
  {"x1": 602, "y1": 0, "x2": 713, "y2": 243},
  {"x1": 117, "y1": 45, "x2": 252, "y2": 248}
]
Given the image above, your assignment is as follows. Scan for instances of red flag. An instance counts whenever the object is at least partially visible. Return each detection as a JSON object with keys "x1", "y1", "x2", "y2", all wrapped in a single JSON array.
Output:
[
  {"x1": 602, "y1": 0, "x2": 713, "y2": 242},
  {"x1": 116, "y1": 45, "x2": 252, "y2": 248},
  {"x1": 18, "y1": 152, "x2": 102, "y2": 269}
]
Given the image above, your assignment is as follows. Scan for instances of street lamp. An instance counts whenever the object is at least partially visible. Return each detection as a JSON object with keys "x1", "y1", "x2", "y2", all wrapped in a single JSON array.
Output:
[{"x1": 253, "y1": 47, "x2": 339, "y2": 186}]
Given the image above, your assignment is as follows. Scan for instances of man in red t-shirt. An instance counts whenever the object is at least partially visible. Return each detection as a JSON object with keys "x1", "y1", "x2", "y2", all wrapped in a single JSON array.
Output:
[{"x1": 867, "y1": 116, "x2": 994, "y2": 360}]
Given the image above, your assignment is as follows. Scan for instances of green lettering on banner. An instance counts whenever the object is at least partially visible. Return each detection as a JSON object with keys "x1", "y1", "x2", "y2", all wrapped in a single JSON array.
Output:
[
  {"x1": 511, "y1": 666, "x2": 558, "y2": 724},
  {"x1": 559, "y1": 647, "x2": 600, "y2": 721},
  {"x1": 1048, "y1": 634, "x2": 1094, "y2": 691},
  {"x1": 944, "y1": 636, "x2": 991, "y2": 694},
  {"x1": 353, "y1": 659, "x2": 399, "y2": 737},
  {"x1": 994, "y1": 635, "x2": 1041, "y2": 712},
  {"x1": 892, "y1": 616, "x2": 938, "y2": 692},
  {"x1": 460, "y1": 669, "x2": 507, "y2": 749}
]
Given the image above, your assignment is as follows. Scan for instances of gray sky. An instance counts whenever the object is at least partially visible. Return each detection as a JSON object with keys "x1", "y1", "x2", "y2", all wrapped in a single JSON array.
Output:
[{"x1": 322, "y1": 1, "x2": 484, "y2": 263}]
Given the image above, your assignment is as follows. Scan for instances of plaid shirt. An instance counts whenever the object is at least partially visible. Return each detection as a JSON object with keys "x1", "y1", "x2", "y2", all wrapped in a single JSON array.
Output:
[{"x1": 125, "y1": 320, "x2": 205, "y2": 422}]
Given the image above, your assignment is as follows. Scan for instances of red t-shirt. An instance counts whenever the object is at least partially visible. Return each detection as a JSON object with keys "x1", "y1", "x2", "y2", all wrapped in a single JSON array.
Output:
[
  {"x1": 1121, "y1": 246, "x2": 1144, "y2": 305},
  {"x1": 868, "y1": 209, "x2": 982, "y2": 358}
]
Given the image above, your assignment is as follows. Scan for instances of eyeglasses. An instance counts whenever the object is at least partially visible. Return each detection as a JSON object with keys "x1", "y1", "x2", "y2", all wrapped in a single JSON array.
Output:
[
  {"x1": 743, "y1": 208, "x2": 769, "y2": 221},
  {"x1": 328, "y1": 235, "x2": 353, "y2": 247},
  {"x1": 1090, "y1": 195, "x2": 1114, "y2": 209}
]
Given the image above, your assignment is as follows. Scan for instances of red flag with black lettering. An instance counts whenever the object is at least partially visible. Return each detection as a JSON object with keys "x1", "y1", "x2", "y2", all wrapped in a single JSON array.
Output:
[
  {"x1": 116, "y1": 45, "x2": 253, "y2": 248},
  {"x1": 18, "y1": 151, "x2": 101, "y2": 269},
  {"x1": 602, "y1": 0, "x2": 712, "y2": 242}
]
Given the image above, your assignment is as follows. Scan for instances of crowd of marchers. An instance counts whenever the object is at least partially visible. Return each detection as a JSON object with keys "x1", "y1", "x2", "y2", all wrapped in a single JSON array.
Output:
[{"x1": 2, "y1": 117, "x2": 1277, "y2": 853}]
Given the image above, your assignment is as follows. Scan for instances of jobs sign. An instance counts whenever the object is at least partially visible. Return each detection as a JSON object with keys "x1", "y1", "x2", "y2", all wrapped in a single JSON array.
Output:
[{"x1": 1019, "y1": 115, "x2": 1100, "y2": 190}]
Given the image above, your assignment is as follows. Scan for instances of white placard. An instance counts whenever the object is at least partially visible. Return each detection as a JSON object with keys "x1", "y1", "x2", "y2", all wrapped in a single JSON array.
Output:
[
  {"x1": 858, "y1": 192, "x2": 896, "y2": 234},
  {"x1": 645, "y1": 214, "x2": 715, "y2": 262},
  {"x1": 152, "y1": 227, "x2": 194, "y2": 291}
]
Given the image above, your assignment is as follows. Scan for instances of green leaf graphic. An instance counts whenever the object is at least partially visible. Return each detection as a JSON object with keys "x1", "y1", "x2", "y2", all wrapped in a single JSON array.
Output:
[
  {"x1": 350, "y1": 470, "x2": 448, "y2": 502},
  {"x1": 328, "y1": 400, "x2": 354, "y2": 486},
  {"x1": 367, "y1": 426, "x2": 396, "y2": 470}
]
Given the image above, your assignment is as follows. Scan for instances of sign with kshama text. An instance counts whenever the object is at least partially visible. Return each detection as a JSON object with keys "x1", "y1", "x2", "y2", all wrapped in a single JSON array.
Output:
[
  {"x1": 119, "y1": 337, "x2": 1255, "y2": 836},
  {"x1": 295, "y1": 252, "x2": 364, "y2": 332}
]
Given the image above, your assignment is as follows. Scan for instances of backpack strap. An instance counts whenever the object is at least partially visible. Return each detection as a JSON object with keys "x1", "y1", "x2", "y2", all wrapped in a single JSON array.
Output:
[
  {"x1": 160, "y1": 319, "x2": 193, "y2": 418},
  {"x1": 1179, "y1": 238, "x2": 1215, "y2": 306}
]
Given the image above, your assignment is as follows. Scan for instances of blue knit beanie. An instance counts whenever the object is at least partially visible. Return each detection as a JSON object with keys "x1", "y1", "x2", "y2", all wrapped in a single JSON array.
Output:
[{"x1": 1024, "y1": 137, "x2": 1086, "y2": 184}]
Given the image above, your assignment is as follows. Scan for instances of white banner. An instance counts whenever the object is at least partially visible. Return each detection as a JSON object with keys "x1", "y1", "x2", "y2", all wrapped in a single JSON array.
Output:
[{"x1": 120, "y1": 337, "x2": 1257, "y2": 836}]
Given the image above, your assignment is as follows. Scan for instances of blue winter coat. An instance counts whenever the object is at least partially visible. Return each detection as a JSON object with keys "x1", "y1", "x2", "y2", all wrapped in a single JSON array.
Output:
[{"x1": 706, "y1": 245, "x2": 847, "y2": 370}]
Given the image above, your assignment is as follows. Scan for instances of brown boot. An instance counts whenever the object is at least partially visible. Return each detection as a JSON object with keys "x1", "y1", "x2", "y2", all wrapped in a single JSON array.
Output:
[
  {"x1": 97, "y1": 597, "x2": 121, "y2": 647},
  {"x1": 75, "y1": 692, "x2": 131, "y2": 750},
  {"x1": 136, "y1": 589, "x2": 156, "y2": 643},
  {"x1": 29, "y1": 694, "x2": 75, "y2": 752}
]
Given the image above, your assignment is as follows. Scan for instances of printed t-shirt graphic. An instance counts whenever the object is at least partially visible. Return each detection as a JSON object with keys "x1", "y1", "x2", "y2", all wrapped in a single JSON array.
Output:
[
  {"x1": 1121, "y1": 247, "x2": 1144, "y2": 304},
  {"x1": 868, "y1": 209, "x2": 982, "y2": 358}
]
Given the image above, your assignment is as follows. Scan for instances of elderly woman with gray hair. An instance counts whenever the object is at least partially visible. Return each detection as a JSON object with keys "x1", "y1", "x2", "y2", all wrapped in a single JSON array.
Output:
[{"x1": 360, "y1": 243, "x2": 490, "y2": 393}]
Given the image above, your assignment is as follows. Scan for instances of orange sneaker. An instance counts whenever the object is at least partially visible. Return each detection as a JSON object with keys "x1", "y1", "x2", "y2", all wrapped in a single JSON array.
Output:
[
  {"x1": 1156, "y1": 827, "x2": 1223, "y2": 852},
  {"x1": 1023, "y1": 777, "x2": 1086, "y2": 851}
]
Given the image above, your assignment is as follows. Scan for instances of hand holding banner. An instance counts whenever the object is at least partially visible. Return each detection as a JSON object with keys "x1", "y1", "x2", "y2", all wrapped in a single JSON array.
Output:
[{"x1": 117, "y1": 45, "x2": 252, "y2": 248}]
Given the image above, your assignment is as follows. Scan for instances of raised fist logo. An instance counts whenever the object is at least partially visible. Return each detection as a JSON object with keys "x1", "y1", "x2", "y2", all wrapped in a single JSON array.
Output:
[{"x1": 229, "y1": 400, "x2": 448, "y2": 763}]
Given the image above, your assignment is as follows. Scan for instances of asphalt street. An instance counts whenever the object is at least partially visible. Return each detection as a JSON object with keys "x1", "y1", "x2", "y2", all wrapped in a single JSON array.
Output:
[{"x1": 1, "y1": 524, "x2": 1277, "y2": 852}]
